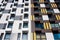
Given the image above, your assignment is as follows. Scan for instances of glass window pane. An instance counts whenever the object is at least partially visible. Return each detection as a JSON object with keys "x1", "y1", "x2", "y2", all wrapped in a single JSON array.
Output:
[
  {"x1": 41, "y1": 35, "x2": 46, "y2": 38},
  {"x1": 51, "y1": 24, "x2": 55, "y2": 27},
  {"x1": 4, "y1": 33, "x2": 11, "y2": 40},
  {"x1": 36, "y1": 35, "x2": 40, "y2": 38},
  {"x1": 55, "y1": 24, "x2": 59, "y2": 27},
  {"x1": 22, "y1": 33, "x2": 28, "y2": 40}
]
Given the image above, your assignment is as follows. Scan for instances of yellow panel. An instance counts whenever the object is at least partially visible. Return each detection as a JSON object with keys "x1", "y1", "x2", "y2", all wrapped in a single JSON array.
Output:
[
  {"x1": 34, "y1": 32, "x2": 36, "y2": 40},
  {"x1": 33, "y1": 15, "x2": 35, "y2": 20},
  {"x1": 56, "y1": 15, "x2": 59, "y2": 20},
  {"x1": 46, "y1": 23, "x2": 49, "y2": 29},
  {"x1": 49, "y1": 23, "x2": 52, "y2": 29},
  {"x1": 59, "y1": 15, "x2": 60, "y2": 20},
  {"x1": 51, "y1": 4, "x2": 57, "y2": 7},
  {"x1": 58, "y1": 15, "x2": 60, "y2": 20},
  {"x1": 30, "y1": 15, "x2": 33, "y2": 20},
  {"x1": 45, "y1": 9, "x2": 47, "y2": 14},
  {"x1": 31, "y1": 4, "x2": 34, "y2": 8},
  {"x1": 39, "y1": 0, "x2": 44, "y2": 2},
  {"x1": 43, "y1": 23, "x2": 47, "y2": 29},
  {"x1": 51, "y1": 4, "x2": 53, "y2": 7},
  {"x1": 41, "y1": 9, "x2": 47, "y2": 14},
  {"x1": 55, "y1": 4, "x2": 57, "y2": 7},
  {"x1": 44, "y1": 22, "x2": 51, "y2": 29}
]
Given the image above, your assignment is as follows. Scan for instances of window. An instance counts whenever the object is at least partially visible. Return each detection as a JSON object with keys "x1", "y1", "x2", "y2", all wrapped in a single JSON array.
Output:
[
  {"x1": 22, "y1": 32, "x2": 28, "y2": 40},
  {"x1": 17, "y1": 33, "x2": 20, "y2": 40},
  {"x1": 51, "y1": 23, "x2": 59, "y2": 28},
  {"x1": 4, "y1": 32, "x2": 11, "y2": 40},
  {"x1": 20, "y1": 16, "x2": 22, "y2": 20},
  {"x1": 0, "y1": 23, "x2": 7, "y2": 29},
  {"x1": 42, "y1": 15, "x2": 49, "y2": 20},
  {"x1": 24, "y1": 14, "x2": 28, "y2": 19},
  {"x1": 19, "y1": 23, "x2": 22, "y2": 29},
  {"x1": 10, "y1": 14, "x2": 15, "y2": 20},
  {"x1": 25, "y1": 0, "x2": 29, "y2": 1},
  {"x1": 25, "y1": 3, "x2": 29, "y2": 6},
  {"x1": 34, "y1": 8, "x2": 39, "y2": 12},
  {"x1": 15, "y1": 0, "x2": 18, "y2": 1},
  {"x1": 14, "y1": 3, "x2": 18, "y2": 6},
  {"x1": 12, "y1": 8, "x2": 16, "y2": 12},
  {"x1": 22, "y1": 0, "x2": 24, "y2": 2},
  {"x1": 34, "y1": 3, "x2": 40, "y2": 7},
  {"x1": 36, "y1": 32, "x2": 46, "y2": 40},
  {"x1": 0, "y1": 33, "x2": 4, "y2": 40},
  {"x1": 3, "y1": 10, "x2": 10, "y2": 13},
  {"x1": 53, "y1": 9, "x2": 60, "y2": 13},
  {"x1": 3, "y1": 3, "x2": 7, "y2": 6},
  {"x1": 33, "y1": 0, "x2": 39, "y2": 2},
  {"x1": 15, "y1": 16, "x2": 22, "y2": 20},
  {"x1": 23, "y1": 21, "x2": 28, "y2": 28},
  {"x1": 35, "y1": 22, "x2": 43, "y2": 29},
  {"x1": 34, "y1": 14, "x2": 39, "y2": 19},
  {"x1": 24, "y1": 8, "x2": 29, "y2": 12},
  {"x1": 40, "y1": 4, "x2": 45, "y2": 7},
  {"x1": 21, "y1": 9, "x2": 23, "y2": 13},
  {"x1": 49, "y1": 0, "x2": 54, "y2": 2},
  {"x1": 7, "y1": 22, "x2": 13, "y2": 28},
  {"x1": 17, "y1": 4, "x2": 24, "y2": 7},
  {"x1": 53, "y1": 33, "x2": 60, "y2": 40}
]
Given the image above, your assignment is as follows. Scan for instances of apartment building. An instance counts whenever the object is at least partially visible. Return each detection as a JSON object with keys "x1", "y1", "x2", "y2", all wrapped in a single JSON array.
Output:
[
  {"x1": 0, "y1": 0, "x2": 31, "y2": 40},
  {"x1": 31, "y1": 0, "x2": 60, "y2": 40},
  {"x1": 0, "y1": 0, "x2": 60, "y2": 40}
]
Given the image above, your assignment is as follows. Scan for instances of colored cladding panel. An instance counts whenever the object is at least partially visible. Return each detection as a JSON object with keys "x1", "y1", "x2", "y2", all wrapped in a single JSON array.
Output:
[
  {"x1": 34, "y1": 32, "x2": 36, "y2": 40},
  {"x1": 44, "y1": 22, "x2": 52, "y2": 29},
  {"x1": 56, "y1": 15, "x2": 60, "y2": 20},
  {"x1": 41, "y1": 9, "x2": 47, "y2": 14},
  {"x1": 51, "y1": 4, "x2": 57, "y2": 8},
  {"x1": 31, "y1": 4, "x2": 34, "y2": 8},
  {"x1": 33, "y1": 15, "x2": 35, "y2": 21},
  {"x1": 30, "y1": 15, "x2": 33, "y2": 20},
  {"x1": 39, "y1": 0, "x2": 44, "y2": 2}
]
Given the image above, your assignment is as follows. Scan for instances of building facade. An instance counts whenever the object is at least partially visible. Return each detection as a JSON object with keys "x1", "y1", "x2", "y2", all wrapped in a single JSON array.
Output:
[
  {"x1": 0, "y1": 0, "x2": 60, "y2": 40},
  {"x1": 0, "y1": 0, "x2": 31, "y2": 40},
  {"x1": 31, "y1": 0, "x2": 60, "y2": 40}
]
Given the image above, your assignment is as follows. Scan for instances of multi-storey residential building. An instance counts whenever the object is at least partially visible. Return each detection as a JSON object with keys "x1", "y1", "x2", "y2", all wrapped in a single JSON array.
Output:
[
  {"x1": 31, "y1": 0, "x2": 60, "y2": 40},
  {"x1": 0, "y1": 0, "x2": 60, "y2": 40},
  {"x1": 0, "y1": 0, "x2": 31, "y2": 40}
]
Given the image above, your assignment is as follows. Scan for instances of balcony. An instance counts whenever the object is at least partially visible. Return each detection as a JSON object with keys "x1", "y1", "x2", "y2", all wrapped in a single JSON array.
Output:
[
  {"x1": 34, "y1": 3, "x2": 40, "y2": 7},
  {"x1": 35, "y1": 21, "x2": 44, "y2": 29},
  {"x1": 47, "y1": 9, "x2": 54, "y2": 13},
  {"x1": 34, "y1": 8, "x2": 40, "y2": 13},
  {"x1": 55, "y1": 0, "x2": 60, "y2": 3},
  {"x1": 45, "y1": 4, "x2": 51, "y2": 8},
  {"x1": 34, "y1": 14, "x2": 42, "y2": 21},
  {"x1": 51, "y1": 23, "x2": 60, "y2": 28},
  {"x1": 48, "y1": 14, "x2": 56, "y2": 21},
  {"x1": 33, "y1": 0, "x2": 39, "y2": 2},
  {"x1": 45, "y1": 0, "x2": 49, "y2": 3}
]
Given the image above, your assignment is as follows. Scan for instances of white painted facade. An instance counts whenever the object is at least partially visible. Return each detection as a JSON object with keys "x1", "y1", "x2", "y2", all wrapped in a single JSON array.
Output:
[{"x1": 0, "y1": 0, "x2": 31, "y2": 40}]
